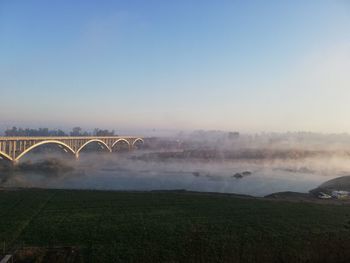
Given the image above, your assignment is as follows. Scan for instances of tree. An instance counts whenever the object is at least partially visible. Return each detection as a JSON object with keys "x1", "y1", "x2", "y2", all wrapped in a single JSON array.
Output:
[
  {"x1": 4, "y1": 127, "x2": 68, "y2": 136},
  {"x1": 93, "y1": 128, "x2": 115, "y2": 136},
  {"x1": 5, "y1": 127, "x2": 18, "y2": 136},
  {"x1": 70, "y1": 127, "x2": 82, "y2": 136}
]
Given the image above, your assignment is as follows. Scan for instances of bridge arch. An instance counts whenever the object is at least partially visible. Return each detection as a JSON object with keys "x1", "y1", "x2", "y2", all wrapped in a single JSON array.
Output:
[
  {"x1": 111, "y1": 138, "x2": 130, "y2": 151},
  {"x1": 76, "y1": 139, "x2": 112, "y2": 156},
  {"x1": 0, "y1": 151, "x2": 12, "y2": 162},
  {"x1": 15, "y1": 140, "x2": 76, "y2": 161},
  {"x1": 132, "y1": 138, "x2": 144, "y2": 148}
]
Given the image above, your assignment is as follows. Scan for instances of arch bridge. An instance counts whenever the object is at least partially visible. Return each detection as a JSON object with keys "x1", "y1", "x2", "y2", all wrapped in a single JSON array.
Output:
[{"x1": 0, "y1": 136, "x2": 144, "y2": 163}]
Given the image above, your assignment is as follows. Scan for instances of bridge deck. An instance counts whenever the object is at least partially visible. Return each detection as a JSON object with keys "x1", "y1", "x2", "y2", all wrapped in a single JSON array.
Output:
[
  {"x1": 0, "y1": 136, "x2": 141, "y2": 140},
  {"x1": 0, "y1": 136, "x2": 144, "y2": 162}
]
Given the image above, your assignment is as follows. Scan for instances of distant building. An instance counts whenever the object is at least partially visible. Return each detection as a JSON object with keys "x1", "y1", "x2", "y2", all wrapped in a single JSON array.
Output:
[
  {"x1": 331, "y1": 191, "x2": 350, "y2": 199},
  {"x1": 318, "y1": 192, "x2": 331, "y2": 199}
]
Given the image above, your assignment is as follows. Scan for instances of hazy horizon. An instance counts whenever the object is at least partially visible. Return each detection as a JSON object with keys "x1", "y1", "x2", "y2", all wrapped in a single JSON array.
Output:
[
  {"x1": 3, "y1": 126, "x2": 350, "y2": 138},
  {"x1": 1, "y1": 1, "x2": 349, "y2": 133}
]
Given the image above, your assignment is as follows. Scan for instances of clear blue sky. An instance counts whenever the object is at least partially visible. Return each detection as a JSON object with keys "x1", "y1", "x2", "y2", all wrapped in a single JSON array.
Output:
[{"x1": 1, "y1": 0, "x2": 349, "y2": 133}]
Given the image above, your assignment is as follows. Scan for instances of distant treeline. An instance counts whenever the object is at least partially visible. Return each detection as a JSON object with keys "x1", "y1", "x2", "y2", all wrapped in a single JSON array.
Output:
[{"x1": 4, "y1": 127, "x2": 116, "y2": 137}]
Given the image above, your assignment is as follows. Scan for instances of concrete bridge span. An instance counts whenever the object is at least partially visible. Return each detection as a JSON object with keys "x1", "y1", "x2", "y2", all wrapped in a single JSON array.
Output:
[{"x1": 0, "y1": 136, "x2": 144, "y2": 163}]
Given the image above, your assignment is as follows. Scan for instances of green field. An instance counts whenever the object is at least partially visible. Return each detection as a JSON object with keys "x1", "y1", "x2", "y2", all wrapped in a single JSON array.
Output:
[{"x1": 1, "y1": 189, "x2": 350, "y2": 262}]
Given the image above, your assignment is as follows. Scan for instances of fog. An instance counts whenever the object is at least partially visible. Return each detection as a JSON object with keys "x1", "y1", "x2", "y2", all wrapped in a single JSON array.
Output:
[{"x1": 1, "y1": 133, "x2": 350, "y2": 196}]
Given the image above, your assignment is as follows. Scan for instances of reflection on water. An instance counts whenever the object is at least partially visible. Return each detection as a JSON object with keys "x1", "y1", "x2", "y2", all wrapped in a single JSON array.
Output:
[{"x1": 3, "y1": 153, "x2": 349, "y2": 197}]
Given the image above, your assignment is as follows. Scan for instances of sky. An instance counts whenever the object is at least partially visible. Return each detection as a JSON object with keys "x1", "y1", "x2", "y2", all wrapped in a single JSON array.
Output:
[{"x1": 0, "y1": 0, "x2": 350, "y2": 134}]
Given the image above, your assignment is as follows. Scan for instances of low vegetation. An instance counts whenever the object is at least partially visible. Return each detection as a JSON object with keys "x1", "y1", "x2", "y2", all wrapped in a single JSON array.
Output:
[
  {"x1": 3, "y1": 127, "x2": 115, "y2": 137},
  {"x1": 1, "y1": 189, "x2": 350, "y2": 262}
]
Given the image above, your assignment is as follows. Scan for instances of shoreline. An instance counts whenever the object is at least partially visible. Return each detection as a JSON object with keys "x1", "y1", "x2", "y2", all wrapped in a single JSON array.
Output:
[{"x1": 2, "y1": 186, "x2": 350, "y2": 205}]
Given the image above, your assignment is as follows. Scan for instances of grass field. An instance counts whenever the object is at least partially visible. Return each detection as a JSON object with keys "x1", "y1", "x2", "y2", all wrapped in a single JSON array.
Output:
[{"x1": 1, "y1": 189, "x2": 350, "y2": 262}]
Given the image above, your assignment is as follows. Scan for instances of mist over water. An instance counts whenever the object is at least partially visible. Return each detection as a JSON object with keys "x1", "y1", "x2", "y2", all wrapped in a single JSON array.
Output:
[
  {"x1": 2, "y1": 147, "x2": 349, "y2": 196},
  {"x1": 2, "y1": 132, "x2": 350, "y2": 196}
]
